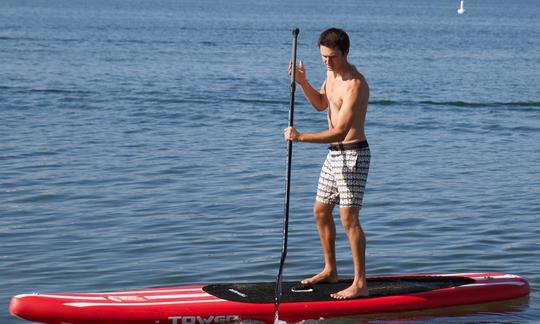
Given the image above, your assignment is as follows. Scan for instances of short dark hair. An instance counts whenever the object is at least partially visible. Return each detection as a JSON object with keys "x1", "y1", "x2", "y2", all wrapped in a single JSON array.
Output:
[{"x1": 318, "y1": 28, "x2": 350, "y2": 55}]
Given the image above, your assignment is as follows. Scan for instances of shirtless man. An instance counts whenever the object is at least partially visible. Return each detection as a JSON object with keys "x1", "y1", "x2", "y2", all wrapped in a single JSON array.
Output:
[{"x1": 283, "y1": 28, "x2": 370, "y2": 299}]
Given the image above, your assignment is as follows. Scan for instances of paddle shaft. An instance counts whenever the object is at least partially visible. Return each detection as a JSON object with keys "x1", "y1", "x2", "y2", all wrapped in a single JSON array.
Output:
[{"x1": 274, "y1": 27, "x2": 299, "y2": 322}]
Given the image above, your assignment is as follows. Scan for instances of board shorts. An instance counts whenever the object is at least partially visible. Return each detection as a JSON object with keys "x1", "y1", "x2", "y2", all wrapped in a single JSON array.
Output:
[{"x1": 316, "y1": 141, "x2": 370, "y2": 209}]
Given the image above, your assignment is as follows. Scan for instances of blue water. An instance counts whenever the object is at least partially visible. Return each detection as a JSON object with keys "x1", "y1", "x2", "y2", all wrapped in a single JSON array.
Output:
[{"x1": 1, "y1": 0, "x2": 539, "y2": 322}]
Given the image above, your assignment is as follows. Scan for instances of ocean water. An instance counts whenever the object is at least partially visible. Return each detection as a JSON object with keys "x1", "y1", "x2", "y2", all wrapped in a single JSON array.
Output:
[{"x1": 1, "y1": 0, "x2": 539, "y2": 322}]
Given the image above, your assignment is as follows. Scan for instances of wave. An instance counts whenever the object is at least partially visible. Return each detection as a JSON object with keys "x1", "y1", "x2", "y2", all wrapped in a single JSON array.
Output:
[
  {"x1": 3, "y1": 84, "x2": 538, "y2": 110},
  {"x1": 370, "y1": 99, "x2": 540, "y2": 109},
  {"x1": 0, "y1": 85, "x2": 97, "y2": 95},
  {"x1": 226, "y1": 98, "x2": 540, "y2": 110}
]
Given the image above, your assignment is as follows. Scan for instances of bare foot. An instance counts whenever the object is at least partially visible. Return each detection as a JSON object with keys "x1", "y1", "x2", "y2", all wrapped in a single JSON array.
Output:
[
  {"x1": 330, "y1": 284, "x2": 369, "y2": 300},
  {"x1": 301, "y1": 271, "x2": 338, "y2": 285}
]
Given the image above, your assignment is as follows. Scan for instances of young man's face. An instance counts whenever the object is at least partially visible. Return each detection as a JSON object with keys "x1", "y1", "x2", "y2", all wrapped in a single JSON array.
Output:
[{"x1": 320, "y1": 45, "x2": 348, "y2": 72}]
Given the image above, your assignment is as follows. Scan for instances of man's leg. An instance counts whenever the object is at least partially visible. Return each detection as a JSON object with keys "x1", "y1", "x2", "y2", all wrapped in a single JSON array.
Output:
[
  {"x1": 331, "y1": 207, "x2": 369, "y2": 299},
  {"x1": 301, "y1": 201, "x2": 339, "y2": 285}
]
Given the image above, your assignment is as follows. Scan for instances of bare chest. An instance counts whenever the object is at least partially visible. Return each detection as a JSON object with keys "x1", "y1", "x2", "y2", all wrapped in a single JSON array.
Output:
[{"x1": 325, "y1": 80, "x2": 343, "y2": 109}]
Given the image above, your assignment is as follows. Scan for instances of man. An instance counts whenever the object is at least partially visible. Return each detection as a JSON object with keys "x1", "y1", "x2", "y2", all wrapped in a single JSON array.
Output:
[{"x1": 283, "y1": 28, "x2": 370, "y2": 300}]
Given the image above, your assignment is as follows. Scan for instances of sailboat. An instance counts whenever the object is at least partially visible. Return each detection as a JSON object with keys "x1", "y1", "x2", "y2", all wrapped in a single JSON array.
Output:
[{"x1": 457, "y1": 0, "x2": 465, "y2": 14}]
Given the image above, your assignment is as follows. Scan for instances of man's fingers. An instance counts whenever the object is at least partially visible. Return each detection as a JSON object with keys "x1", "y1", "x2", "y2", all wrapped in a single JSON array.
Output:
[
  {"x1": 283, "y1": 127, "x2": 298, "y2": 141},
  {"x1": 283, "y1": 127, "x2": 291, "y2": 140}
]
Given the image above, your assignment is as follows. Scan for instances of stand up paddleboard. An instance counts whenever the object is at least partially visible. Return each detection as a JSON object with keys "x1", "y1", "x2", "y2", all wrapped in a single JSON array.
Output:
[{"x1": 9, "y1": 272, "x2": 529, "y2": 324}]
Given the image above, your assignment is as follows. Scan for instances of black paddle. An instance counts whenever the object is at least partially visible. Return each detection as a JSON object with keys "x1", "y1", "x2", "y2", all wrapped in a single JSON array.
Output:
[{"x1": 273, "y1": 27, "x2": 300, "y2": 323}]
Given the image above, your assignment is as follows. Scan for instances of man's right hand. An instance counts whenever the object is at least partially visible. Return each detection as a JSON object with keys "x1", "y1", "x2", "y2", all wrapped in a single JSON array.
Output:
[{"x1": 289, "y1": 60, "x2": 307, "y2": 85}]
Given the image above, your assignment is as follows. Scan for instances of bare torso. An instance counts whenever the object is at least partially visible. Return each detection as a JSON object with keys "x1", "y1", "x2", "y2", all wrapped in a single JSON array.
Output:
[{"x1": 323, "y1": 64, "x2": 369, "y2": 144}]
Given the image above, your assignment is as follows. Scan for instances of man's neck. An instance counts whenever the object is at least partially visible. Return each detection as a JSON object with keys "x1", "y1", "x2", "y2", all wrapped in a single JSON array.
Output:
[{"x1": 330, "y1": 62, "x2": 351, "y2": 79}]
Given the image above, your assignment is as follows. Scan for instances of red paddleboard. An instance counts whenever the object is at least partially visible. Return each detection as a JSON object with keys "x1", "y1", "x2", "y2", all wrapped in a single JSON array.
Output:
[{"x1": 9, "y1": 272, "x2": 529, "y2": 324}]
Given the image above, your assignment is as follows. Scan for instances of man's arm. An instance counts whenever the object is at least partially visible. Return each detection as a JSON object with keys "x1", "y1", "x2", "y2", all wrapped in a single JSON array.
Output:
[
  {"x1": 298, "y1": 79, "x2": 328, "y2": 112},
  {"x1": 290, "y1": 61, "x2": 328, "y2": 111},
  {"x1": 284, "y1": 82, "x2": 362, "y2": 144}
]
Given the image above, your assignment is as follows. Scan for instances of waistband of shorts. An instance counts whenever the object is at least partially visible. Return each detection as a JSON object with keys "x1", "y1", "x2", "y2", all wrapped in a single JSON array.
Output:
[{"x1": 328, "y1": 140, "x2": 369, "y2": 151}]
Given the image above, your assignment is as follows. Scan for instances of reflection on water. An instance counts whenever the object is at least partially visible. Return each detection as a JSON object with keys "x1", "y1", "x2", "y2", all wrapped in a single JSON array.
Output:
[{"x1": 310, "y1": 297, "x2": 530, "y2": 323}]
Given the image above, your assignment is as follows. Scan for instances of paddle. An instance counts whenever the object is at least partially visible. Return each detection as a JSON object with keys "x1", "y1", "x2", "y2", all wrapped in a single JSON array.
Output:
[{"x1": 274, "y1": 27, "x2": 300, "y2": 323}]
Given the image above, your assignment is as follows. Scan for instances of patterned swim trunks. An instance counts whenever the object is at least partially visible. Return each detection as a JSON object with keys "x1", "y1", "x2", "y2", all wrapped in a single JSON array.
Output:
[{"x1": 316, "y1": 141, "x2": 370, "y2": 209}]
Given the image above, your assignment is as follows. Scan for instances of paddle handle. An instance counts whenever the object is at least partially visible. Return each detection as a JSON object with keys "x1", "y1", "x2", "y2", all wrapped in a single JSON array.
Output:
[
  {"x1": 274, "y1": 27, "x2": 299, "y2": 323},
  {"x1": 288, "y1": 27, "x2": 300, "y2": 128}
]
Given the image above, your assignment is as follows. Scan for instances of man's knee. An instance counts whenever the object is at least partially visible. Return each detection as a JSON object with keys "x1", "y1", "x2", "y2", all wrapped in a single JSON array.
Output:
[
  {"x1": 339, "y1": 209, "x2": 361, "y2": 232},
  {"x1": 313, "y1": 202, "x2": 333, "y2": 223}
]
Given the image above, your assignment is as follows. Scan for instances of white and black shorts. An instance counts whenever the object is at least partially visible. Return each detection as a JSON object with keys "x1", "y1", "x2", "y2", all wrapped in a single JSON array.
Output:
[{"x1": 316, "y1": 141, "x2": 370, "y2": 209}]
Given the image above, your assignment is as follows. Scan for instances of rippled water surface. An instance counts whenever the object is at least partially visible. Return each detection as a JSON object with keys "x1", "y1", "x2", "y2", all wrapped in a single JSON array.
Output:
[{"x1": 1, "y1": 0, "x2": 539, "y2": 322}]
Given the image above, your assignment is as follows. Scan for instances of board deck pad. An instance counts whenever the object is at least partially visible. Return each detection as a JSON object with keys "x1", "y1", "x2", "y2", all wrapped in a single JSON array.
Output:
[{"x1": 203, "y1": 276, "x2": 475, "y2": 303}]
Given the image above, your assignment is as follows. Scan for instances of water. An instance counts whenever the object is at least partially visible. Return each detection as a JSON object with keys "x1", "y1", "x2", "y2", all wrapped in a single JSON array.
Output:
[{"x1": 1, "y1": 0, "x2": 539, "y2": 322}]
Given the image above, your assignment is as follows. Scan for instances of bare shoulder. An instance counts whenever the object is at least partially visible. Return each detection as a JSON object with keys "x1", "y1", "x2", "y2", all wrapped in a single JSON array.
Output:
[
  {"x1": 342, "y1": 67, "x2": 369, "y2": 106},
  {"x1": 346, "y1": 66, "x2": 368, "y2": 90},
  {"x1": 347, "y1": 66, "x2": 369, "y2": 93},
  {"x1": 344, "y1": 76, "x2": 367, "y2": 96},
  {"x1": 345, "y1": 78, "x2": 362, "y2": 92}
]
